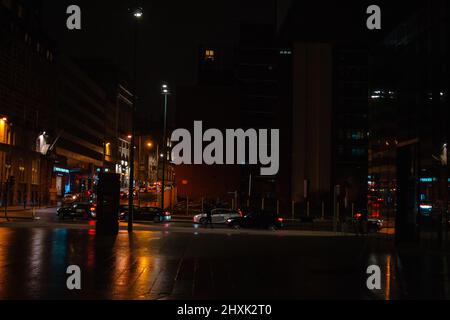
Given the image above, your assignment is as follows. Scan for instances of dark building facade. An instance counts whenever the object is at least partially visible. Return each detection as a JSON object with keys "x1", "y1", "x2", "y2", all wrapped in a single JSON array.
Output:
[
  {"x1": 0, "y1": 0, "x2": 57, "y2": 206},
  {"x1": 51, "y1": 56, "x2": 108, "y2": 201},
  {"x1": 368, "y1": 0, "x2": 449, "y2": 242},
  {"x1": 236, "y1": 23, "x2": 292, "y2": 211},
  {"x1": 333, "y1": 47, "x2": 369, "y2": 212},
  {"x1": 1, "y1": 0, "x2": 142, "y2": 206},
  {"x1": 289, "y1": 43, "x2": 369, "y2": 216},
  {"x1": 175, "y1": 23, "x2": 292, "y2": 210},
  {"x1": 278, "y1": 1, "x2": 373, "y2": 217},
  {"x1": 76, "y1": 59, "x2": 134, "y2": 190}
]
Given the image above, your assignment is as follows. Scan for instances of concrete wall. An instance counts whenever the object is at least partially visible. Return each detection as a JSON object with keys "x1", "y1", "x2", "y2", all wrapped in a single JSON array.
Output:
[{"x1": 291, "y1": 43, "x2": 332, "y2": 202}]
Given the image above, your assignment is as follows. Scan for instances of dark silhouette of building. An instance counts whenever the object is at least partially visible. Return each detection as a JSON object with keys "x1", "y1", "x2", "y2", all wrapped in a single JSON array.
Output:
[
  {"x1": 0, "y1": 0, "x2": 57, "y2": 206},
  {"x1": 368, "y1": 0, "x2": 449, "y2": 243}
]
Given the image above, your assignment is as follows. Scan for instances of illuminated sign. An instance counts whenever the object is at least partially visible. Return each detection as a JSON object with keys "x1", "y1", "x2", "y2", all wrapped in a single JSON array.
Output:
[{"x1": 420, "y1": 177, "x2": 450, "y2": 183}]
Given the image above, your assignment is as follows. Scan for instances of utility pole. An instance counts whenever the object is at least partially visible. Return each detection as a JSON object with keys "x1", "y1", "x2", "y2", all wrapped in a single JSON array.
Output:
[{"x1": 128, "y1": 6, "x2": 144, "y2": 233}]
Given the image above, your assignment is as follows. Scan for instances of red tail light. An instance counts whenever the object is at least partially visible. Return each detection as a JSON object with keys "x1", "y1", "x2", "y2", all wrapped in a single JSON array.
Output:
[
  {"x1": 165, "y1": 211, "x2": 170, "y2": 216},
  {"x1": 355, "y1": 213, "x2": 363, "y2": 218},
  {"x1": 277, "y1": 217, "x2": 284, "y2": 223}
]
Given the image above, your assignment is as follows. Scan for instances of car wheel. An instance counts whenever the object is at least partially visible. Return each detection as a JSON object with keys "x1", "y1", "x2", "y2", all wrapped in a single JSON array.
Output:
[
  {"x1": 268, "y1": 224, "x2": 277, "y2": 231},
  {"x1": 233, "y1": 224, "x2": 241, "y2": 230},
  {"x1": 199, "y1": 218, "x2": 207, "y2": 225},
  {"x1": 154, "y1": 216, "x2": 160, "y2": 223}
]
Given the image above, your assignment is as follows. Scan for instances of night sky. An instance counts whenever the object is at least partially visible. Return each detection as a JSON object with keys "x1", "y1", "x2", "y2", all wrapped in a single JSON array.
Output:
[{"x1": 41, "y1": 0, "x2": 422, "y2": 122}]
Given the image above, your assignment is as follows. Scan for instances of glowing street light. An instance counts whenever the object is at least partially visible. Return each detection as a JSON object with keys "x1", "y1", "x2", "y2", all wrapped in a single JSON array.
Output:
[{"x1": 132, "y1": 7, "x2": 143, "y2": 19}]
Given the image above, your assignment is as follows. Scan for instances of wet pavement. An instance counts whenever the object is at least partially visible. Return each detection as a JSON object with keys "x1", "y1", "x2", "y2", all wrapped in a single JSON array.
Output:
[{"x1": 0, "y1": 211, "x2": 450, "y2": 300}]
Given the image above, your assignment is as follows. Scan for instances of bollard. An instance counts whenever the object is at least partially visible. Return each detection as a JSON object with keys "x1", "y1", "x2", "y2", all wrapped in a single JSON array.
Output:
[
  {"x1": 261, "y1": 198, "x2": 265, "y2": 210},
  {"x1": 337, "y1": 201, "x2": 340, "y2": 225},
  {"x1": 292, "y1": 201, "x2": 295, "y2": 220},
  {"x1": 201, "y1": 197, "x2": 204, "y2": 213},
  {"x1": 186, "y1": 196, "x2": 189, "y2": 216},
  {"x1": 307, "y1": 201, "x2": 310, "y2": 217},
  {"x1": 321, "y1": 202, "x2": 325, "y2": 220}
]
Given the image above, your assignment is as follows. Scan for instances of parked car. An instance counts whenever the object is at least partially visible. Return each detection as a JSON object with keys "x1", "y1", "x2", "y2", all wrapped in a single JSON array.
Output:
[
  {"x1": 193, "y1": 208, "x2": 242, "y2": 225},
  {"x1": 226, "y1": 211, "x2": 284, "y2": 230},
  {"x1": 119, "y1": 205, "x2": 171, "y2": 222},
  {"x1": 57, "y1": 202, "x2": 96, "y2": 219}
]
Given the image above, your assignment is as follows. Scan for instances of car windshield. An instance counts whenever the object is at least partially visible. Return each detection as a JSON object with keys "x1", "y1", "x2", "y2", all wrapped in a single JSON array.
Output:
[{"x1": 120, "y1": 205, "x2": 139, "y2": 211}]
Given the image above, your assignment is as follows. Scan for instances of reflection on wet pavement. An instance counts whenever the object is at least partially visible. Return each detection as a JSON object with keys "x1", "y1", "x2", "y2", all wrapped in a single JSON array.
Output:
[{"x1": 0, "y1": 227, "x2": 449, "y2": 300}]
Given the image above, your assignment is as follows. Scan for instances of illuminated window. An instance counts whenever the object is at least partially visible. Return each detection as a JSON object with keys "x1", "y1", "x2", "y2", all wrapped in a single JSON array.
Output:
[
  {"x1": 0, "y1": 118, "x2": 11, "y2": 145},
  {"x1": 205, "y1": 49, "x2": 215, "y2": 61},
  {"x1": 105, "y1": 143, "x2": 112, "y2": 162}
]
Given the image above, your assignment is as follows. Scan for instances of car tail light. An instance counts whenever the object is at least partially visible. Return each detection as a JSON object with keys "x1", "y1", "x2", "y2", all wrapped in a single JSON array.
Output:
[
  {"x1": 278, "y1": 217, "x2": 284, "y2": 223},
  {"x1": 90, "y1": 207, "x2": 95, "y2": 212},
  {"x1": 355, "y1": 213, "x2": 363, "y2": 218},
  {"x1": 165, "y1": 211, "x2": 170, "y2": 216}
]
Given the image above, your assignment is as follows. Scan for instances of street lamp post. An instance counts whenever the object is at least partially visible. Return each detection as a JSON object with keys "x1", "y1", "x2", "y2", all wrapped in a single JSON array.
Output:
[
  {"x1": 128, "y1": 7, "x2": 143, "y2": 233},
  {"x1": 161, "y1": 84, "x2": 170, "y2": 212}
]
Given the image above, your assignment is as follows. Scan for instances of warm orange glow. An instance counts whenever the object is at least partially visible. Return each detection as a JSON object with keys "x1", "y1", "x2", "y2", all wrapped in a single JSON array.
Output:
[
  {"x1": 0, "y1": 118, "x2": 8, "y2": 144},
  {"x1": 105, "y1": 142, "x2": 112, "y2": 162},
  {"x1": 147, "y1": 142, "x2": 153, "y2": 148},
  {"x1": 1, "y1": 117, "x2": 7, "y2": 122},
  {"x1": 127, "y1": 135, "x2": 132, "y2": 139}
]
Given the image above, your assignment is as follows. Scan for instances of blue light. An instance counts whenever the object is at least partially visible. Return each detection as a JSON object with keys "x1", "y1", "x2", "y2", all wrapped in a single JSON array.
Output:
[{"x1": 54, "y1": 167, "x2": 69, "y2": 174}]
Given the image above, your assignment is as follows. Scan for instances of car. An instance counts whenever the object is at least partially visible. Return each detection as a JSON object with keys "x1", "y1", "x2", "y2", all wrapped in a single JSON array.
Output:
[
  {"x1": 57, "y1": 202, "x2": 96, "y2": 220},
  {"x1": 119, "y1": 205, "x2": 171, "y2": 223},
  {"x1": 226, "y1": 211, "x2": 284, "y2": 230},
  {"x1": 193, "y1": 208, "x2": 242, "y2": 225},
  {"x1": 63, "y1": 193, "x2": 79, "y2": 204}
]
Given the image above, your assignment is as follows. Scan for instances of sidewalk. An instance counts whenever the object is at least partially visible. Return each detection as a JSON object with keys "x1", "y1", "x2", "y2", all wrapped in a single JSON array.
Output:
[
  {"x1": 0, "y1": 205, "x2": 57, "y2": 221},
  {"x1": 0, "y1": 205, "x2": 58, "y2": 211}
]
